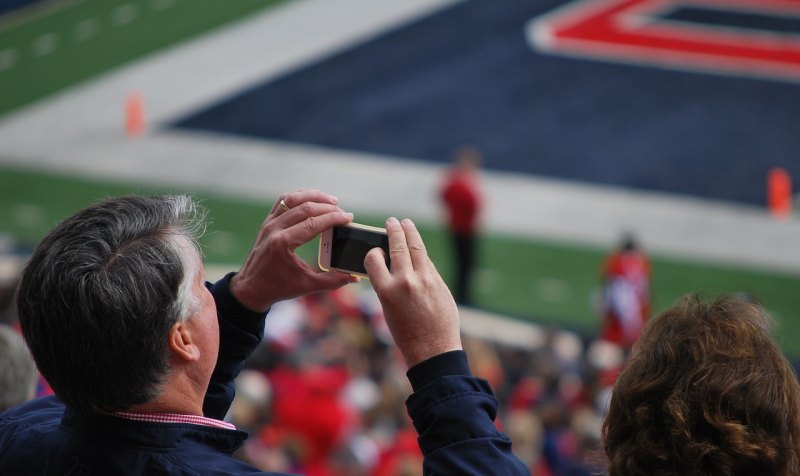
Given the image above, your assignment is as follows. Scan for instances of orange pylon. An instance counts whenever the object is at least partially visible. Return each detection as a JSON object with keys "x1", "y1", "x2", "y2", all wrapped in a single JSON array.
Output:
[
  {"x1": 125, "y1": 92, "x2": 145, "y2": 137},
  {"x1": 768, "y1": 167, "x2": 792, "y2": 219}
]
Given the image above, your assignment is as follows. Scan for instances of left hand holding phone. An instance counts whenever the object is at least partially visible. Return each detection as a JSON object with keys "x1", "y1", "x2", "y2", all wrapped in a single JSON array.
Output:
[{"x1": 230, "y1": 189, "x2": 358, "y2": 312}]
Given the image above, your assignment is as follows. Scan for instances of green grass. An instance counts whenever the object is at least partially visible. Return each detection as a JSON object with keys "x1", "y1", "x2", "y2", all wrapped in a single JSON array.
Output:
[
  {"x1": 3, "y1": 165, "x2": 800, "y2": 355},
  {"x1": 0, "y1": 0, "x2": 286, "y2": 116}
]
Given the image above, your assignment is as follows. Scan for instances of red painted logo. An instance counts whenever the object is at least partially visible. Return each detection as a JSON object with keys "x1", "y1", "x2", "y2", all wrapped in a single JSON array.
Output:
[{"x1": 527, "y1": 0, "x2": 800, "y2": 81}]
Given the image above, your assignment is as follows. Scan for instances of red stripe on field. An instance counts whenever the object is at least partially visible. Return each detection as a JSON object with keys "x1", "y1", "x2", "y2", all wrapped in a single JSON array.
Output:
[{"x1": 535, "y1": 0, "x2": 800, "y2": 79}]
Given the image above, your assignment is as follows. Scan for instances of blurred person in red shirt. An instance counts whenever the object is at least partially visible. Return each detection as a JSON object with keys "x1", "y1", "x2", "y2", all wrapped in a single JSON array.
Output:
[
  {"x1": 440, "y1": 146, "x2": 484, "y2": 305},
  {"x1": 599, "y1": 235, "x2": 651, "y2": 350}
]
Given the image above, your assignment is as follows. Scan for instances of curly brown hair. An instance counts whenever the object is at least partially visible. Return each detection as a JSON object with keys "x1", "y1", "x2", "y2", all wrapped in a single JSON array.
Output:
[{"x1": 603, "y1": 294, "x2": 800, "y2": 476}]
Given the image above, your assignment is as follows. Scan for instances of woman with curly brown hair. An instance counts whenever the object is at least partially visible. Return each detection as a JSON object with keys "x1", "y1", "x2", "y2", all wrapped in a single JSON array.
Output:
[{"x1": 603, "y1": 294, "x2": 800, "y2": 476}]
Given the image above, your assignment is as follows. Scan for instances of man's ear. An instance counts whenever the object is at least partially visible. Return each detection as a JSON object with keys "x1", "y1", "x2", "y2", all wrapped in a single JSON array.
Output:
[{"x1": 168, "y1": 322, "x2": 200, "y2": 362}]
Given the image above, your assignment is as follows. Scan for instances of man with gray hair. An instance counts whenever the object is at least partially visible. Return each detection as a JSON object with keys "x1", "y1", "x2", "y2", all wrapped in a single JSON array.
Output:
[
  {"x1": 0, "y1": 324, "x2": 37, "y2": 412},
  {"x1": 0, "y1": 190, "x2": 527, "y2": 475}
]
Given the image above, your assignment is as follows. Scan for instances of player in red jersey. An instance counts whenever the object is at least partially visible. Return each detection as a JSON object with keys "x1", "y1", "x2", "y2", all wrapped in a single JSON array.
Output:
[{"x1": 600, "y1": 235, "x2": 651, "y2": 350}]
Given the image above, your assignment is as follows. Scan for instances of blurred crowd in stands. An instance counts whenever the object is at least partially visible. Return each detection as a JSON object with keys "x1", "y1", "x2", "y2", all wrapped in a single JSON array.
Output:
[
  {"x1": 237, "y1": 282, "x2": 634, "y2": 475},
  {"x1": 0, "y1": 232, "x2": 630, "y2": 476},
  {"x1": 210, "y1": 282, "x2": 625, "y2": 476}
]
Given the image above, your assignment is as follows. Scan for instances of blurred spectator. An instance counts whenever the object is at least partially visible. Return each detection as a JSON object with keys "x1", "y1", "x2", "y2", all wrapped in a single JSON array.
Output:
[
  {"x1": 505, "y1": 409, "x2": 546, "y2": 473},
  {"x1": 0, "y1": 233, "x2": 23, "y2": 327},
  {"x1": 599, "y1": 234, "x2": 651, "y2": 350},
  {"x1": 463, "y1": 336, "x2": 504, "y2": 390},
  {"x1": 236, "y1": 279, "x2": 625, "y2": 475},
  {"x1": 440, "y1": 145, "x2": 484, "y2": 305},
  {"x1": 0, "y1": 324, "x2": 37, "y2": 412},
  {"x1": 0, "y1": 281, "x2": 16, "y2": 327}
]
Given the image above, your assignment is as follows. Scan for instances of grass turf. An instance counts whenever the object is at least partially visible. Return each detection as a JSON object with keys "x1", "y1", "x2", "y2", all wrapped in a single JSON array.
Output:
[
  {"x1": 0, "y1": 0, "x2": 286, "y2": 116},
  {"x1": 2, "y1": 165, "x2": 799, "y2": 355}
]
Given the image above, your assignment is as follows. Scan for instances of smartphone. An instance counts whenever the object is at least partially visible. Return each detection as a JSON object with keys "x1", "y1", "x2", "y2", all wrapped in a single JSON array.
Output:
[{"x1": 318, "y1": 223, "x2": 390, "y2": 278}]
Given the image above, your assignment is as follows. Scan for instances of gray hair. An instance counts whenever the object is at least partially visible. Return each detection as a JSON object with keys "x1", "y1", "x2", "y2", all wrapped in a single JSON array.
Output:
[
  {"x1": 17, "y1": 195, "x2": 206, "y2": 414},
  {"x1": 0, "y1": 325, "x2": 37, "y2": 412},
  {"x1": 168, "y1": 218, "x2": 204, "y2": 322}
]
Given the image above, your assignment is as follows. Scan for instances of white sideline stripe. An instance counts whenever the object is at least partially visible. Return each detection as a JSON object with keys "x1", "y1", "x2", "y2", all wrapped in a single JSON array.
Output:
[
  {"x1": 9, "y1": 128, "x2": 799, "y2": 275},
  {"x1": 0, "y1": 0, "x2": 798, "y2": 274},
  {"x1": 459, "y1": 306, "x2": 546, "y2": 350}
]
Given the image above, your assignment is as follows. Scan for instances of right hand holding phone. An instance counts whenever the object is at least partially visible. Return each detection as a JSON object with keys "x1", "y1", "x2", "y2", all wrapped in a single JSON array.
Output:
[{"x1": 365, "y1": 217, "x2": 462, "y2": 368}]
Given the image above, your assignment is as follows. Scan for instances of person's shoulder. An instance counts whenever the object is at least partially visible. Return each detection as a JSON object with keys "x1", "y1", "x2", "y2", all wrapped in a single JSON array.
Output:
[
  {"x1": 0, "y1": 396, "x2": 62, "y2": 456},
  {"x1": 6, "y1": 394, "x2": 63, "y2": 412},
  {"x1": 0, "y1": 395, "x2": 63, "y2": 423}
]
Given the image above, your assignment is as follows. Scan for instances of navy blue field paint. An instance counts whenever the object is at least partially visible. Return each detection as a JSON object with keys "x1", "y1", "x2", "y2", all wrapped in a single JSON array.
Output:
[{"x1": 174, "y1": 0, "x2": 800, "y2": 205}]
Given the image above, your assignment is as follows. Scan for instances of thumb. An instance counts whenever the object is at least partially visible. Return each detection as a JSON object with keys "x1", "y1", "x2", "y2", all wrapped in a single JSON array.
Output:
[
  {"x1": 311, "y1": 269, "x2": 358, "y2": 291},
  {"x1": 364, "y1": 248, "x2": 391, "y2": 287}
]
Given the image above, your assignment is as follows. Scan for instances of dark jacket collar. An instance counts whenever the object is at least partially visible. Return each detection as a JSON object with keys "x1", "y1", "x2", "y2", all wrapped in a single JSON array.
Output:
[{"x1": 60, "y1": 405, "x2": 248, "y2": 454}]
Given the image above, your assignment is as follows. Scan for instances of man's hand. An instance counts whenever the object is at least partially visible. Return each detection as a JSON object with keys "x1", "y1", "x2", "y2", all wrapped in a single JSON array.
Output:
[
  {"x1": 365, "y1": 217, "x2": 462, "y2": 368},
  {"x1": 230, "y1": 189, "x2": 357, "y2": 312}
]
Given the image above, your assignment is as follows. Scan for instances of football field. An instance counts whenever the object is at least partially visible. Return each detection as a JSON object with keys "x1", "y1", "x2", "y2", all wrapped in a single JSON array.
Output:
[{"x1": 2, "y1": 0, "x2": 800, "y2": 353}]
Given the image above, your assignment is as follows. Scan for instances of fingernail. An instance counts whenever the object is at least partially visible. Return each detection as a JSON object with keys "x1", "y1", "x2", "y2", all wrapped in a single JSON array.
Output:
[
  {"x1": 387, "y1": 217, "x2": 398, "y2": 225},
  {"x1": 344, "y1": 212, "x2": 354, "y2": 219},
  {"x1": 331, "y1": 195, "x2": 339, "y2": 204}
]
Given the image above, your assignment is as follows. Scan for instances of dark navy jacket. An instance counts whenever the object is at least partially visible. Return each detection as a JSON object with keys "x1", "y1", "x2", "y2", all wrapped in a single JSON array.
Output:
[{"x1": 0, "y1": 274, "x2": 528, "y2": 475}]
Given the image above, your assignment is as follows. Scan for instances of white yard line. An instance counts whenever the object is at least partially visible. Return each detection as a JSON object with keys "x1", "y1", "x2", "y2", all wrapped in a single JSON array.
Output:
[
  {"x1": 0, "y1": 0, "x2": 797, "y2": 274},
  {"x1": 4, "y1": 0, "x2": 173, "y2": 72}
]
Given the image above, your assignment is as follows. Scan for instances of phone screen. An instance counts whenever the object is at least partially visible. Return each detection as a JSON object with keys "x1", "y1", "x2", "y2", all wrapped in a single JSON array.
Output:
[{"x1": 330, "y1": 226, "x2": 390, "y2": 274}]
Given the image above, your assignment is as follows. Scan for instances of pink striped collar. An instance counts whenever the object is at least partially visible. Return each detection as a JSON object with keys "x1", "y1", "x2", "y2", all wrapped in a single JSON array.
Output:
[{"x1": 114, "y1": 411, "x2": 236, "y2": 430}]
